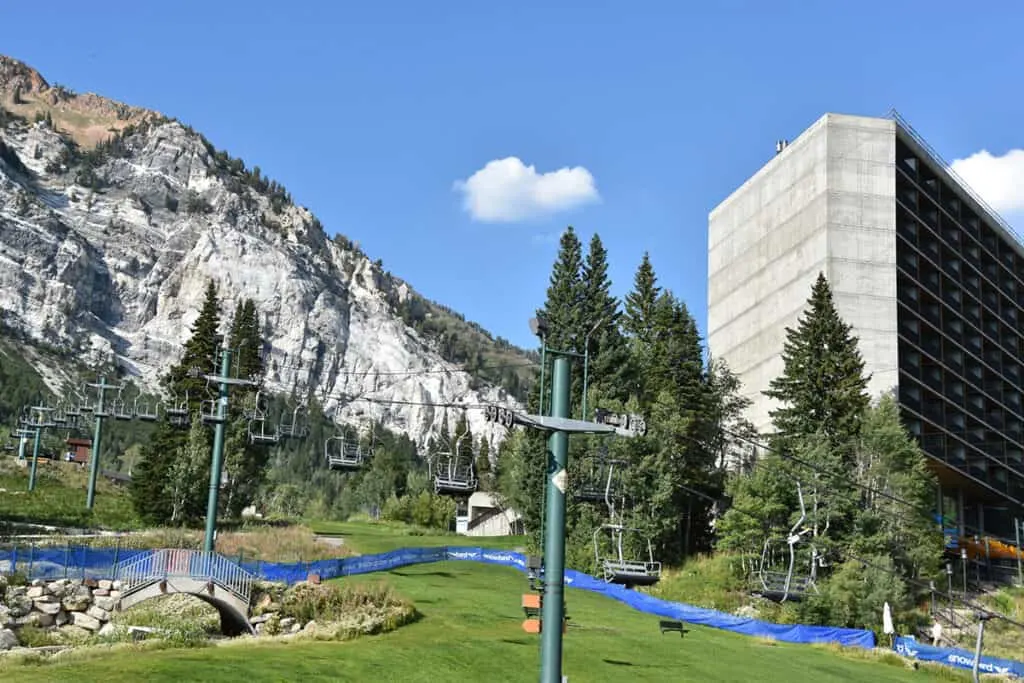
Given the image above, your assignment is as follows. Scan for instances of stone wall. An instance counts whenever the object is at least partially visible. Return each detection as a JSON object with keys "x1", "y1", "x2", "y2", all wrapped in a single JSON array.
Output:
[{"x1": 0, "y1": 576, "x2": 122, "y2": 649}]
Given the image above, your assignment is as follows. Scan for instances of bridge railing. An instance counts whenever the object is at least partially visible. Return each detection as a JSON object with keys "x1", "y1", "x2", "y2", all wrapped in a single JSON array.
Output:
[{"x1": 115, "y1": 549, "x2": 254, "y2": 605}]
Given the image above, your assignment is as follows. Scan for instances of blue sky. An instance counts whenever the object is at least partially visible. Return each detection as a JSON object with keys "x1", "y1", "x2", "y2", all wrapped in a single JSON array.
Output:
[{"x1": 5, "y1": 1, "x2": 1024, "y2": 350}]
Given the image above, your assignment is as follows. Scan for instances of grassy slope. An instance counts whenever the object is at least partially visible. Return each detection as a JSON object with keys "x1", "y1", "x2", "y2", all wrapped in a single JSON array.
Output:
[
  {"x1": 1, "y1": 521, "x2": 963, "y2": 682},
  {"x1": 0, "y1": 459, "x2": 139, "y2": 530}
]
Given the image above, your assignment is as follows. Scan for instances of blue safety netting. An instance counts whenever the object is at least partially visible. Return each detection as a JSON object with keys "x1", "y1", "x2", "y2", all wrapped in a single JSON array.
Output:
[
  {"x1": 0, "y1": 545, "x2": 149, "y2": 580},
  {"x1": 894, "y1": 636, "x2": 1023, "y2": 678},
  {"x1": 1, "y1": 543, "x2": 874, "y2": 649}
]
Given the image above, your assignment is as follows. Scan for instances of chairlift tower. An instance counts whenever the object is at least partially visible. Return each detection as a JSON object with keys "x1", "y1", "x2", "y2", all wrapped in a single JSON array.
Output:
[
  {"x1": 20, "y1": 403, "x2": 56, "y2": 492},
  {"x1": 199, "y1": 347, "x2": 258, "y2": 553},
  {"x1": 483, "y1": 314, "x2": 648, "y2": 683},
  {"x1": 10, "y1": 425, "x2": 33, "y2": 462},
  {"x1": 83, "y1": 376, "x2": 125, "y2": 510}
]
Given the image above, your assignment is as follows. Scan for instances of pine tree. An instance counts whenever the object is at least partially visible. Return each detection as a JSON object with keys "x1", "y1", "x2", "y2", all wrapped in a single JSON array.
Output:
[
  {"x1": 222, "y1": 297, "x2": 269, "y2": 516},
  {"x1": 580, "y1": 233, "x2": 631, "y2": 409},
  {"x1": 629, "y1": 292, "x2": 718, "y2": 558},
  {"x1": 764, "y1": 272, "x2": 870, "y2": 445},
  {"x1": 623, "y1": 252, "x2": 660, "y2": 341},
  {"x1": 644, "y1": 293, "x2": 704, "y2": 406},
  {"x1": 228, "y1": 298, "x2": 263, "y2": 382},
  {"x1": 733, "y1": 272, "x2": 872, "y2": 556},
  {"x1": 167, "y1": 417, "x2": 212, "y2": 524},
  {"x1": 851, "y1": 394, "x2": 943, "y2": 581},
  {"x1": 129, "y1": 422, "x2": 179, "y2": 524},
  {"x1": 704, "y1": 357, "x2": 758, "y2": 472},
  {"x1": 165, "y1": 279, "x2": 224, "y2": 406},
  {"x1": 132, "y1": 279, "x2": 224, "y2": 524},
  {"x1": 536, "y1": 227, "x2": 584, "y2": 354}
]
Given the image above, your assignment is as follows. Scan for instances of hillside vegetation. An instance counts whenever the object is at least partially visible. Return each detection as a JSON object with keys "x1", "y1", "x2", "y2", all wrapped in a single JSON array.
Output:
[{"x1": 0, "y1": 458, "x2": 139, "y2": 531}]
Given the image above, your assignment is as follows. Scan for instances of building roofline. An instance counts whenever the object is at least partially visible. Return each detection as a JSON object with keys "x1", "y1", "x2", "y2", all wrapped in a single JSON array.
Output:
[
  {"x1": 886, "y1": 109, "x2": 1024, "y2": 261},
  {"x1": 707, "y1": 111, "x2": 855, "y2": 221}
]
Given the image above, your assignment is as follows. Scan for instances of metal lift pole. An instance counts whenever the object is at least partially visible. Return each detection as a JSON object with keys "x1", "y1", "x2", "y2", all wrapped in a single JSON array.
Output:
[
  {"x1": 204, "y1": 347, "x2": 233, "y2": 554},
  {"x1": 540, "y1": 356, "x2": 570, "y2": 683},
  {"x1": 85, "y1": 376, "x2": 122, "y2": 509},
  {"x1": 28, "y1": 425, "x2": 42, "y2": 492}
]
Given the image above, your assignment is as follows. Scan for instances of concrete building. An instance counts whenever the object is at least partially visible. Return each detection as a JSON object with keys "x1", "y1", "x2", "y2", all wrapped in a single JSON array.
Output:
[
  {"x1": 708, "y1": 112, "x2": 1024, "y2": 543},
  {"x1": 456, "y1": 491, "x2": 524, "y2": 537}
]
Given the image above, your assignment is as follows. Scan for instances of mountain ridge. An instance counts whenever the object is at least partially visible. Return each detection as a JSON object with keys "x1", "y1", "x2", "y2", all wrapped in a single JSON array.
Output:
[{"x1": 0, "y1": 53, "x2": 533, "y2": 448}]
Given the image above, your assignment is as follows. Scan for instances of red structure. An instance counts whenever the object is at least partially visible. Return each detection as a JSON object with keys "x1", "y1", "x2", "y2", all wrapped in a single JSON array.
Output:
[{"x1": 65, "y1": 437, "x2": 92, "y2": 464}]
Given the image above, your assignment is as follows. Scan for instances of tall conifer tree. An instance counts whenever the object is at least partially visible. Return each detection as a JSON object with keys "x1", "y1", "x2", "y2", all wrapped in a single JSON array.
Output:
[
  {"x1": 764, "y1": 272, "x2": 870, "y2": 445},
  {"x1": 623, "y1": 252, "x2": 660, "y2": 341},
  {"x1": 131, "y1": 279, "x2": 224, "y2": 524}
]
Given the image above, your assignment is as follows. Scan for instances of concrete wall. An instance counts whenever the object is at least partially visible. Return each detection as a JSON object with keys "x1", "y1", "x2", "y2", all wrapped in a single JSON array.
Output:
[
  {"x1": 822, "y1": 115, "x2": 899, "y2": 403},
  {"x1": 707, "y1": 113, "x2": 899, "y2": 436}
]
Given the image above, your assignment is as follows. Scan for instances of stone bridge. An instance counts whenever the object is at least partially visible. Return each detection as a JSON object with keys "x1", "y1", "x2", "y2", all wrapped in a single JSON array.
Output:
[{"x1": 114, "y1": 549, "x2": 255, "y2": 636}]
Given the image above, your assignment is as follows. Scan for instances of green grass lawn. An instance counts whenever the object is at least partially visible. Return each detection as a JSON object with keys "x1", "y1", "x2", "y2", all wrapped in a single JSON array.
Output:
[
  {"x1": 0, "y1": 521, "x2": 961, "y2": 682},
  {"x1": 308, "y1": 519, "x2": 525, "y2": 554},
  {"x1": 0, "y1": 459, "x2": 139, "y2": 531}
]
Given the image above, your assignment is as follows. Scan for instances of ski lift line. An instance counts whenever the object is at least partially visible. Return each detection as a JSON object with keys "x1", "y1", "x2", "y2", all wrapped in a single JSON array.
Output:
[
  {"x1": 319, "y1": 394, "x2": 494, "y2": 410},
  {"x1": 269, "y1": 359, "x2": 539, "y2": 377}
]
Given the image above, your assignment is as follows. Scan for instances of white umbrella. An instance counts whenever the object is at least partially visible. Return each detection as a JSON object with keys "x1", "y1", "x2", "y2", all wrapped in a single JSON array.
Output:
[{"x1": 883, "y1": 601, "x2": 895, "y2": 636}]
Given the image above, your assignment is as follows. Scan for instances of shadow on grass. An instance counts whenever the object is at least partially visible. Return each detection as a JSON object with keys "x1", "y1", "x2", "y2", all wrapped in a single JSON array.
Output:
[
  {"x1": 500, "y1": 638, "x2": 531, "y2": 646},
  {"x1": 389, "y1": 570, "x2": 456, "y2": 579}
]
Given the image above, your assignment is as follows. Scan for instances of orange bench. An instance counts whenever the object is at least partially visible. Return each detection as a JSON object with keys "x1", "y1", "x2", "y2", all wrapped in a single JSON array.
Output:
[{"x1": 521, "y1": 593, "x2": 568, "y2": 634}]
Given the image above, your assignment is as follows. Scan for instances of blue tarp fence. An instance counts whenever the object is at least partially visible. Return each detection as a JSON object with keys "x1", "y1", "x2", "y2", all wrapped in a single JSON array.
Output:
[
  {"x1": 894, "y1": 636, "x2": 1024, "y2": 678},
  {"x1": 9, "y1": 543, "x2": 1024, "y2": 676},
  {"x1": 1, "y1": 543, "x2": 873, "y2": 649}
]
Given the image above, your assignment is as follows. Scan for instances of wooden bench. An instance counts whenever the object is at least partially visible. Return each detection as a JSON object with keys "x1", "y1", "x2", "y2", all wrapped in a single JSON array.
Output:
[{"x1": 659, "y1": 619, "x2": 688, "y2": 637}]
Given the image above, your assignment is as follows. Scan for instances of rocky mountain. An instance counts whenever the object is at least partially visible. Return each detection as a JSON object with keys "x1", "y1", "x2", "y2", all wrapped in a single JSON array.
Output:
[{"x1": 0, "y1": 54, "x2": 531, "y2": 448}]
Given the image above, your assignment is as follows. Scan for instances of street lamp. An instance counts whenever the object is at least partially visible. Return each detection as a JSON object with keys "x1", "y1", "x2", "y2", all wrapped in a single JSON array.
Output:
[
  {"x1": 530, "y1": 316, "x2": 550, "y2": 416},
  {"x1": 580, "y1": 315, "x2": 607, "y2": 422}
]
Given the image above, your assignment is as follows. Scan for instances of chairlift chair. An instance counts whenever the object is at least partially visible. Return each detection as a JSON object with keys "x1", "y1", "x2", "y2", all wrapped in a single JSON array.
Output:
[
  {"x1": 133, "y1": 396, "x2": 160, "y2": 422},
  {"x1": 247, "y1": 406, "x2": 280, "y2": 446},
  {"x1": 325, "y1": 430, "x2": 362, "y2": 470},
  {"x1": 93, "y1": 394, "x2": 110, "y2": 418},
  {"x1": 164, "y1": 392, "x2": 190, "y2": 426},
  {"x1": 51, "y1": 402, "x2": 69, "y2": 426},
  {"x1": 77, "y1": 394, "x2": 94, "y2": 414},
  {"x1": 325, "y1": 422, "x2": 370, "y2": 470},
  {"x1": 278, "y1": 406, "x2": 308, "y2": 439},
  {"x1": 242, "y1": 390, "x2": 270, "y2": 421},
  {"x1": 754, "y1": 482, "x2": 817, "y2": 602},
  {"x1": 593, "y1": 520, "x2": 662, "y2": 587},
  {"x1": 201, "y1": 398, "x2": 227, "y2": 424},
  {"x1": 575, "y1": 451, "x2": 622, "y2": 503},
  {"x1": 112, "y1": 393, "x2": 134, "y2": 421},
  {"x1": 433, "y1": 430, "x2": 477, "y2": 496}
]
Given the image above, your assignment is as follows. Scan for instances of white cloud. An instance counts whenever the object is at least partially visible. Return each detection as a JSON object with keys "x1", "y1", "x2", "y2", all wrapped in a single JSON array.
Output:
[
  {"x1": 453, "y1": 157, "x2": 600, "y2": 222},
  {"x1": 950, "y1": 148, "x2": 1024, "y2": 216}
]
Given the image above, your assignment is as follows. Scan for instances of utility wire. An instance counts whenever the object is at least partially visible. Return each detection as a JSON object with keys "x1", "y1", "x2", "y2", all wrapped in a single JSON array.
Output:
[{"x1": 268, "y1": 358, "x2": 540, "y2": 378}]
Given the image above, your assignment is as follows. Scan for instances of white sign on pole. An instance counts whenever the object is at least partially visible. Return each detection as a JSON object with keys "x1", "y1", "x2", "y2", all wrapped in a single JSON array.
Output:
[{"x1": 552, "y1": 468, "x2": 567, "y2": 493}]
